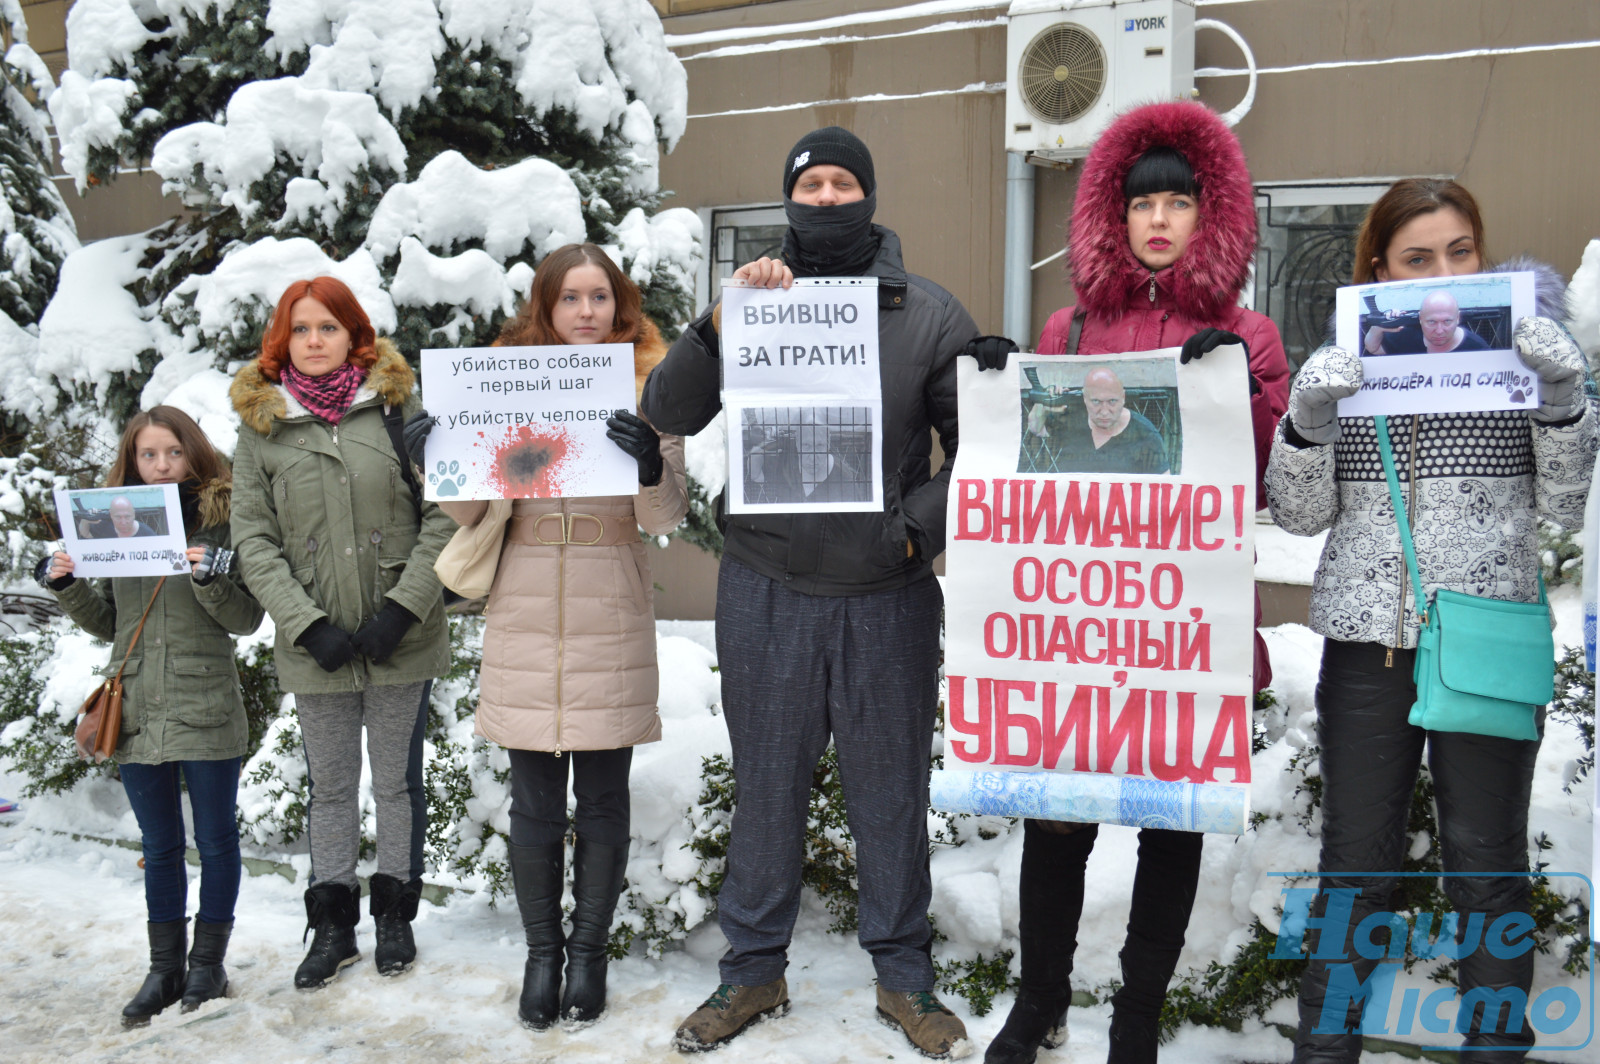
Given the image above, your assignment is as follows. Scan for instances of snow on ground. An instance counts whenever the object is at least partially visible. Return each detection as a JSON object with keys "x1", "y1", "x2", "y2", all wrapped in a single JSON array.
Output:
[
  {"x1": 1, "y1": 601, "x2": 1592, "y2": 1061},
  {"x1": 0, "y1": 809, "x2": 1327, "y2": 1064}
]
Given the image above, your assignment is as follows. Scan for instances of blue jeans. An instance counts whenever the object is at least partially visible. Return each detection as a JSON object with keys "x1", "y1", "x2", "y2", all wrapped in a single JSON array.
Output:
[{"x1": 119, "y1": 758, "x2": 242, "y2": 924}]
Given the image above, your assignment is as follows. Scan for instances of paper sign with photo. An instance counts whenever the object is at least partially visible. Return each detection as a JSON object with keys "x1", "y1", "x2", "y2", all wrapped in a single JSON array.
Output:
[
  {"x1": 1335, "y1": 272, "x2": 1538, "y2": 417},
  {"x1": 721, "y1": 278, "x2": 885, "y2": 514},
  {"x1": 53, "y1": 483, "x2": 191, "y2": 578},
  {"x1": 931, "y1": 346, "x2": 1255, "y2": 834},
  {"x1": 418, "y1": 344, "x2": 639, "y2": 501}
]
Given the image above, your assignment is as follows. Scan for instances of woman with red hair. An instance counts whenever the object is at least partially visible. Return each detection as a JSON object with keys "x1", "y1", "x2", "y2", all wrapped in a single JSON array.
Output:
[
  {"x1": 981, "y1": 101, "x2": 1290, "y2": 1064},
  {"x1": 230, "y1": 276, "x2": 454, "y2": 990}
]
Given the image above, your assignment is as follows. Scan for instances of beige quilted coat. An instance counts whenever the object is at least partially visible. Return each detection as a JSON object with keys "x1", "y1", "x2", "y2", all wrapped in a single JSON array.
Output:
[{"x1": 439, "y1": 326, "x2": 689, "y2": 752}]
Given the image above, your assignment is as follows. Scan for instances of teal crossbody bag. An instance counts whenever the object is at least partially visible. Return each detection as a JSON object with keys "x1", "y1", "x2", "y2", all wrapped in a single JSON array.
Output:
[{"x1": 1373, "y1": 415, "x2": 1549, "y2": 741}]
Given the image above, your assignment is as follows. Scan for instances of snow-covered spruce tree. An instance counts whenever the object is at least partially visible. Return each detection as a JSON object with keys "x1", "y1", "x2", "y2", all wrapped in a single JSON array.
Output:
[
  {"x1": 4, "y1": 1, "x2": 705, "y2": 849},
  {"x1": 0, "y1": 0, "x2": 83, "y2": 568},
  {"x1": 44, "y1": 0, "x2": 700, "y2": 429}
]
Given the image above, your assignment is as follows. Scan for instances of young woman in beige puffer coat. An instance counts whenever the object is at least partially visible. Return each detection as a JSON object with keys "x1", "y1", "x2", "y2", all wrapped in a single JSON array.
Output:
[{"x1": 407, "y1": 243, "x2": 688, "y2": 1032}]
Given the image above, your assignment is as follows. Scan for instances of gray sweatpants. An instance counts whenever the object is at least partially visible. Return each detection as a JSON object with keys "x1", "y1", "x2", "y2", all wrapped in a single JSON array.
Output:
[
  {"x1": 298, "y1": 681, "x2": 430, "y2": 889},
  {"x1": 714, "y1": 556, "x2": 943, "y2": 992}
]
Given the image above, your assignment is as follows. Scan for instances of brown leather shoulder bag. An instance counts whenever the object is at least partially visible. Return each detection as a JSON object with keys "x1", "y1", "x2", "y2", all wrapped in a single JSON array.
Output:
[{"x1": 75, "y1": 577, "x2": 166, "y2": 763}]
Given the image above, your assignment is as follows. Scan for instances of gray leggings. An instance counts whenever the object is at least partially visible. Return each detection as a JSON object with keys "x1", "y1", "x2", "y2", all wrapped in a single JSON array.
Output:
[{"x1": 298, "y1": 681, "x2": 430, "y2": 889}]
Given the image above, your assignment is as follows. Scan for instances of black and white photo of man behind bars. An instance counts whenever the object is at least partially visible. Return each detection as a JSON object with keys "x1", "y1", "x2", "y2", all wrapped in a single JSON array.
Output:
[{"x1": 741, "y1": 406, "x2": 875, "y2": 505}]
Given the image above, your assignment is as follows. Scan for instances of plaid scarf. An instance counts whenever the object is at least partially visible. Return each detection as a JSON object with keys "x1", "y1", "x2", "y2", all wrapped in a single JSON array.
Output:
[{"x1": 282, "y1": 360, "x2": 366, "y2": 424}]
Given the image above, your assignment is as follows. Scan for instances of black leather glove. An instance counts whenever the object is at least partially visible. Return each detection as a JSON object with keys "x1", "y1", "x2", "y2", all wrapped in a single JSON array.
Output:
[
  {"x1": 296, "y1": 619, "x2": 357, "y2": 673},
  {"x1": 402, "y1": 410, "x2": 436, "y2": 470},
  {"x1": 1180, "y1": 327, "x2": 1248, "y2": 365},
  {"x1": 190, "y1": 545, "x2": 235, "y2": 587},
  {"x1": 606, "y1": 411, "x2": 664, "y2": 487},
  {"x1": 34, "y1": 555, "x2": 72, "y2": 592},
  {"x1": 964, "y1": 335, "x2": 1019, "y2": 372},
  {"x1": 350, "y1": 601, "x2": 420, "y2": 665}
]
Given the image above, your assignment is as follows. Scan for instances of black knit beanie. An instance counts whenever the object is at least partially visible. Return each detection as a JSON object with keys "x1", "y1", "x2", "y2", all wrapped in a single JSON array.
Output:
[{"x1": 782, "y1": 126, "x2": 876, "y2": 198}]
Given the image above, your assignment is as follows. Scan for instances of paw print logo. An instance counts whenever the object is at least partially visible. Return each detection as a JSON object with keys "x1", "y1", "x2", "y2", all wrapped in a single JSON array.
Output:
[{"x1": 428, "y1": 460, "x2": 467, "y2": 496}]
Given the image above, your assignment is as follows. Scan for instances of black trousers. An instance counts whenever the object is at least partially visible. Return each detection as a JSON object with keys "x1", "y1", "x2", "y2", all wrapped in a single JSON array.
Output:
[
  {"x1": 1294, "y1": 639, "x2": 1541, "y2": 1062},
  {"x1": 1016, "y1": 819, "x2": 1203, "y2": 1012},
  {"x1": 507, "y1": 746, "x2": 633, "y2": 848}
]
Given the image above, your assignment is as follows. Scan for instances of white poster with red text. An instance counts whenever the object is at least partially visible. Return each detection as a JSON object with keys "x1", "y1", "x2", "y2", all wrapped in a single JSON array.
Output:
[{"x1": 930, "y1": 346, "x2": 1255, "y2": 834}]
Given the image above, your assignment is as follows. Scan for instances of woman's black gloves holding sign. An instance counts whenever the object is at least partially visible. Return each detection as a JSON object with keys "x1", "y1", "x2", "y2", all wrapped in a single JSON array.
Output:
[
  {"x1": 606, "y1": 411, "x2": 664, "y2": 487},
  {"x1": 402, "y1": 410, "x2": 436, "y2": 470},
  {"x1": 352, "y1": 601, "x2": 421, "y2": 665},
  {"x1": 965, "y1": 335, "x2": 1019, "y2": 371},
  {"x1": 1181, "y1": 328, "x2": 1261, "y2": 395},
  {"x1": 297, "y1": 620, "x2": 357, "y2": 672},
  {"x1": 33, "y1": 555, "x2": 71, "y2": 592}
]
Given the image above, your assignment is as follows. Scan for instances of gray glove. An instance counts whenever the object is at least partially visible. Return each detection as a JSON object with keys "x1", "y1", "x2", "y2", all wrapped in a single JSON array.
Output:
[
  {"x1": 1513, "y1": 316, "x2": 1586, "y2": 423},
  {"x1": 1288, "y1": 345, "x2": 1362, "y2": 445}
]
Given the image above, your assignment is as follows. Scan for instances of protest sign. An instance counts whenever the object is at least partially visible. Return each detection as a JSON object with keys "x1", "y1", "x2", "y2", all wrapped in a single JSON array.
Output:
[
  {"x1": 419, "y1": 344, "x2": 638, "y2": 501},
  {"x1": 931, "y1": 347, "x2": 1255, "y2": 834},
  {"x1": 1336, "y1": 272, "x2": 1537, "y2": 418},
  {"x1": 53, "y1": 483, "x2": 191, "y2": 579},
  {"x1": 721, "y1": 278, "x2": 884, "y2": 514}
]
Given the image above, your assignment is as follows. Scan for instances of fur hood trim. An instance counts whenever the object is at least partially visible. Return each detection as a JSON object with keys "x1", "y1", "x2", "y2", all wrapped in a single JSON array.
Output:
[
  {"x1": 633, "y1": 317, "x2": 668, "y2": 402},
  {"x1": 1067, "y1": 101, "x2": 1258, "y2": 324},
  {"x1": 1496, "y1": 254, "x2": 1571, "y2": 323},
  {"x1": 196, "y1": 478, "x2": 232, "y2": 529},
  {"x1": 231, "y1": 338, "x2": 415, "y2": 435}
]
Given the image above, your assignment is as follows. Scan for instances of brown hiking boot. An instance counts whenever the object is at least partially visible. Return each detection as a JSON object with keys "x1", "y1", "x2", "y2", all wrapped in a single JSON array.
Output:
[
  {"x1": 875, "y1": 986, "x2": 973, "y2": 1059},
  {"x1": 673, "y1": 977, "x2": 790, "y2": 1053}
]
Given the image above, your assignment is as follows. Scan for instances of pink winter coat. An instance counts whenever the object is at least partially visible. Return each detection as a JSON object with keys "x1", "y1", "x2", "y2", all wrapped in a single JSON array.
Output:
[
  {"x1": 440, "y1": 327, "x2": 690, "y2": 752},
  {"x1": 1034, "y1": 100, "x2": 1290, "y2": 689}
]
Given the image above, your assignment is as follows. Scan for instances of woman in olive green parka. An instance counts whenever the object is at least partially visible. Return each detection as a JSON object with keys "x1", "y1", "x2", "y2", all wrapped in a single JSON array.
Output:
[
  {"x1": 41, "y1": 405, "x2": 263, "y2": 1028},
  {"x1": 229, "y1": 276, "x2": 452, "y2": 991}
]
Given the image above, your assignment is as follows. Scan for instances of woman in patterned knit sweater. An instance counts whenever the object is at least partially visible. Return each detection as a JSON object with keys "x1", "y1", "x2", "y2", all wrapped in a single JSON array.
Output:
[{"x1": 1265, "y1": 179, "x2": 1597, "y2": 1062}]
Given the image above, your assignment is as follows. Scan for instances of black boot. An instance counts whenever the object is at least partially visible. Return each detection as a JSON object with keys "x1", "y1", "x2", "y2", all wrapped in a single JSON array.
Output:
[
  {"x1": 1456, "y1": 907, "x2": 1536, "y2": 1062},
  {"x1": 510, "y1": 841, "x2": 566, "y2": 1030},
  {"x1": 370, "y1": 873, "x2": 421, "y2": 976},
  {"x1": 180, "y1": 920, "x2": 232, "y2": 1012},
  {"x1": 559, "y1": 836, "x2": 627, "y2": 1027},
  {"x1": 121, "y1": 919, "x2": 188, "y2": 1027},
  {"x1": 984, "y1": 821, "x2": 1097, "y2": 1064},
  {"x1": 294, "y1": 882, "x2": 361, "y2": 990},
  {"x1": 1106, "y1": 829, "x2": 1204, "y2": 1064}
]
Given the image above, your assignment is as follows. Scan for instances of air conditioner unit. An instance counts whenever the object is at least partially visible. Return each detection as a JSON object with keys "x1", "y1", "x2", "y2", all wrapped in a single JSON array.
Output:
[{"x1": 1006, "y1": 0, "x2": 1196, "y2": 161}]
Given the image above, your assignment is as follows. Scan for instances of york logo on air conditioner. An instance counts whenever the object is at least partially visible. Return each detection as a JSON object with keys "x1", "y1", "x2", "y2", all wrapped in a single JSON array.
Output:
[{"x1": 1125, "y1": 16, "x2": 1166, "y2": 30}]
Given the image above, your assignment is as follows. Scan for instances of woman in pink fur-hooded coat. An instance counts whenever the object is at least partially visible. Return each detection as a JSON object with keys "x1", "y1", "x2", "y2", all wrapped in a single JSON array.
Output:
[{"x1": 985, "y1": 102, "x2": 1289, "y2": 1064}]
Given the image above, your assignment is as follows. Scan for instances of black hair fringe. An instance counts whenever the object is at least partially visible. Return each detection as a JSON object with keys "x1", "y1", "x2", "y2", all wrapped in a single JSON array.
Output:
[{"x1": 1123, "y1": 146, "x2": 1199, "y2": 201}]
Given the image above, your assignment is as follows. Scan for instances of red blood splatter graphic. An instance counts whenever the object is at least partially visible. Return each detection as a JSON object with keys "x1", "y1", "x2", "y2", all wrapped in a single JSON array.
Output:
[{"x1": 482, "y1": 423, "x2": 581, "y2": 497}]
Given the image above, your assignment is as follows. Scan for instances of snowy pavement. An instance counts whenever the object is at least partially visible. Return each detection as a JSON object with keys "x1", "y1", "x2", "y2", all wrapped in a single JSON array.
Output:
[
  {"x1": 0, "y1": 608, "x2": 1591, "y2": 1062},
  {"x1": 0, "y1": 815, "x2": 1323, "y2": 1064}
]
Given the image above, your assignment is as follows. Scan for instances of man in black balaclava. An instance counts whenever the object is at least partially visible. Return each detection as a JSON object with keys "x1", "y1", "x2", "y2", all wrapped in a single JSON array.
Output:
[{"x1": 644, "y1": 127, "x2": 979, "y2": 1059}]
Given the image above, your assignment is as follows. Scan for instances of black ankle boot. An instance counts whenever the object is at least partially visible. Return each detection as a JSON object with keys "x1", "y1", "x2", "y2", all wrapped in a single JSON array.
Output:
[
  {"x1": 984, "y1": 822, "x2": 1096, "y2": 1063},
  {"x1": 559, "y1": 836, "x2": 627, "y2": 1027},
  {"x1": 294, "y1": 882, "x2": 361, "y2": 990},
  {"x1": 370, "y1": 874, "x2": 421, "y2": 976},
  {"x1": 122, "y1": 919, "x2": 188, "y2": 1027},
  {"x1": 985, "y1": 987, "x2": 1070, "y2": 1064},
  {"x1": 510, "y1": 841, "x2": 566, "y2": 1029},
  {"x1": 181, "y1": 920, "x2": 232, "y2": 1012}
]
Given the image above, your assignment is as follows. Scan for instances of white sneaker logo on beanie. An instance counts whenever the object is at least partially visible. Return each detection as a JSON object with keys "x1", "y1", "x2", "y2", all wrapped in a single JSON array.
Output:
[{"x1": 792, "y1": 151, "x2": 810, "y2": 172}]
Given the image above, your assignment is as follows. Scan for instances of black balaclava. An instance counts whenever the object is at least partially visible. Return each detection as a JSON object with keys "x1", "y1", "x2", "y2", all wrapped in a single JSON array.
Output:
[{"x1": 780, "y1": 126, "x2": 881, "y2": 277}]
